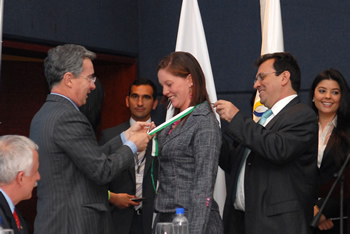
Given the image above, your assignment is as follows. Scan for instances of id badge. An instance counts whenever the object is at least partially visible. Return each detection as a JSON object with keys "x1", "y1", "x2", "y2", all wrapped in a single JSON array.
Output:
[{"x1": 136, "y1": 173, "x2": 143, "y2": 184}]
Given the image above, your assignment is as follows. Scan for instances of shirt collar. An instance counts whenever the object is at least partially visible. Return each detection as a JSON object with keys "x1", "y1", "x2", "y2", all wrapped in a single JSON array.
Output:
[
  {"x1": 0, "y1": 188, "x2": 15, "y2": 213},
  {"x1": 270, "y1": 94, "x2": 298, "y2": 116},
  {"x1": 129, "y1": 117, "x2": 151, "y2": 126},
  {"x1": 331, "y1": 115, "x2": 337, "y2": 127},
  {"x1": 319, "y1": 115, "x2": 337, "y2": 128},
  {"x1": 50, "y1": 93, "x2": 80, "y2": 111}
]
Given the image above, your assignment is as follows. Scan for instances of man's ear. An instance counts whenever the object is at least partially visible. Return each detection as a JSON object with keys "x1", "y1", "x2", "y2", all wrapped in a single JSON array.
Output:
[
  {"x1": 126, "y1": 96, "x2": 130, "y2": 108},
  {"x1": 63, "y1": 72, "x2": 74, "y2": 87},
  {"x1": 152, "y1": 99, "x2": 158, "y2": 110},
  {"x1": 281, "y1": 71, "x2": 291, "y2": 86},
  {"x1": 15, "y1": 171, "x2": 25, "y2": 186}
]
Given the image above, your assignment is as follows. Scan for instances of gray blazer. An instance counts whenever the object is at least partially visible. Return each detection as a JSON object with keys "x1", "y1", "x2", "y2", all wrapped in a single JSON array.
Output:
[
  {"x1": 154, "y1": 102, "x2": 223, "y2": 234},
  {"x1": 29, "y1": 94, "x2": 134, "y2": 234}
]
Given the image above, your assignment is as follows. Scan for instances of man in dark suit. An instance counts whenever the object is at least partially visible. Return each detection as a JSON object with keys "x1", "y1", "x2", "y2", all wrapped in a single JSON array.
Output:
[
  {"x1": 99, "y1": 79, "x2": 158, "y2": 234},
  {"x1": 29, "y1": 44, "x2": 153, "y2": 234},
  {"x1": 0, "y1": 135, "x2": 40, "y2": 234},
  {"x1": 214, "y1": 52, "x2": 319, "y2": 234}
]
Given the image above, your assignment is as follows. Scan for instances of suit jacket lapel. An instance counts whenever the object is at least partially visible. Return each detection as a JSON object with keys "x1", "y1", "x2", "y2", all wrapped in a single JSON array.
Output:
[
  {"x1": 320, "y1": 130, "x2": 336, "y2": 169},
  {"x1": 120, "y1": 122, "x2": 137, "y2": 183},
  {"x1": 143, "y1": 141, "x2": 154, "y2": 175},
  {"x1": 0, "y1": 193, "x2": 18, "y2": 232},
  {"x1": 161, "y1": 104, "x2": 206, "y2": 146},
  {"x1": 265, "y1": 96, "x2": 301, "y2": 130}
]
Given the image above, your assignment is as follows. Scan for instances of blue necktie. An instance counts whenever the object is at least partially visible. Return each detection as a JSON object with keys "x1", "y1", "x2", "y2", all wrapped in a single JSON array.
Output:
[{"x1": 258, "y1": 109, "x2": 273, "y2": 125}]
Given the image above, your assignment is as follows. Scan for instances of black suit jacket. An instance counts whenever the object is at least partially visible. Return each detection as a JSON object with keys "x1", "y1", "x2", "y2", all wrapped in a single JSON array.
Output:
[
  {"x1": 100, "y1": 121, "x2": 158, "y2": 234},
  {"x1": 316, "y1": 130, "x2": 350, "y2": 227},
  {"x1": 0, "y1": 193, "x2": 28, "y2": 234},
  {"x1": 220, "y1": 97, "x2": 319, "y2": 234}
]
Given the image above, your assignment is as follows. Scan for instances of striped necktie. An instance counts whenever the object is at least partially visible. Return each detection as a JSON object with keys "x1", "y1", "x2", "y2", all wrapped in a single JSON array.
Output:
[{"x1": 135, "y1": 150, "x2": 146, "y2": 210}]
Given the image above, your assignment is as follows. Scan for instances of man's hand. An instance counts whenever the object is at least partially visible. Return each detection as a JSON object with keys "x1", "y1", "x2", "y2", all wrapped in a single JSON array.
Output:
[
  {"x1": 125, "y1": 122, "x2": 154, "y2": 152},
  {"x1": 124, "y1": 122, "x2": 151, "y2": 139},
  {"x1": 314, "y1": 205, "x2": 334, "y2": 231},
  {"x1": 109, "y1": 193, "x2": 140, "y2": 209},
  {"x1": 317, "y1": 214, "x2": 334, "y2": 230},
  {"x1": 214, "y1": 100, "x2": 239, "y2": 122}
]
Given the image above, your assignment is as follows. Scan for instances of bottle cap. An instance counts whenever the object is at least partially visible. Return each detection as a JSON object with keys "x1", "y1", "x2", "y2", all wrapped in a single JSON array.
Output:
[{"x1": 175, "y1": 207, "x2": 185, "y2": 215}]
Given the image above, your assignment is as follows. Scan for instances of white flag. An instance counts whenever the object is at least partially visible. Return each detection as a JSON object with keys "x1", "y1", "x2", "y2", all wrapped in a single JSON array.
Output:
[
  {"x1": 253, "y1": 0, "x2": 284, "y2": 121},
  {"x1": 174, "y1": 0, "x2": 226, "y2": 217}
]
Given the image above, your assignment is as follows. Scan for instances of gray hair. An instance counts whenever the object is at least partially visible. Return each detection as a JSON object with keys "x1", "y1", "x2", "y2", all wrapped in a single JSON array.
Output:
[
  {"x1": 44, "y1": 44, "x2": 96, "y2": 90},
  {"x1": 0, "y1": 135, "x2": 39, "y2": 184}
]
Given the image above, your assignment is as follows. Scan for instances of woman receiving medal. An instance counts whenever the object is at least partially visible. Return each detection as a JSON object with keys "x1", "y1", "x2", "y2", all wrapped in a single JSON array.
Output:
[{"x1": 152, "y1": 51, "x2": 223, "y2": 233}]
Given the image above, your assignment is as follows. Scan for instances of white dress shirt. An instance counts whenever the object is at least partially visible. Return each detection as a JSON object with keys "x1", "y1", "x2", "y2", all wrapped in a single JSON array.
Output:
[{"x1": 317, "y1": 116, "x2": 337, "y2": 168}]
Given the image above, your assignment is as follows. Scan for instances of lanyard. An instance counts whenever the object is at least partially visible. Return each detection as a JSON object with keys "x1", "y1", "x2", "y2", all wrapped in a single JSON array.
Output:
[{"x1": 149, "y1": 106, "x2": 196, "y2": 156}]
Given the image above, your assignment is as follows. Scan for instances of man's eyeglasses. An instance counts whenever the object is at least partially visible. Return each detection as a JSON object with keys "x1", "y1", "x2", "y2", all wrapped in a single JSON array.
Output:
[
  {"x1": 254, "y1": 71, "x2": 281, "y2": 83},
  {"x1": 80, "y1": 75, "x2": 97, "y2": 83}
]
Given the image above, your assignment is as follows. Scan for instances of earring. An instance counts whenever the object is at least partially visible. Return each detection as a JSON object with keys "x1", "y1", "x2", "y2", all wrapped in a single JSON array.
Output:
[{"x1": 312, "y1": 98, "x2": 314, "y2": 102}]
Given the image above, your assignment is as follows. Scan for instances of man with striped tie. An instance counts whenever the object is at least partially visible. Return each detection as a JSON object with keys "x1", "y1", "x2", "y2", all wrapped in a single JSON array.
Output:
[
  {"x1": 100, "y1": 79, "x2": 159, "y2": 234},
  {"x1": 215, "y1": 52, "x2": 319, "y2": 234},
  {"x1": 0, "y1": 135, "x2": 40, "y2": 234}
]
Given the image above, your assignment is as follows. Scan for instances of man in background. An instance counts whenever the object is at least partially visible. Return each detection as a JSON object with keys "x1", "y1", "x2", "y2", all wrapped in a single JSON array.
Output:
[
  {"x1": 0, "y1": 135, "x2": 40, "y2": 234},
  {"x1": 100, "y1": 78, "x2": 158, "y2": 234},
  {"x1": 30, "y1": 44, "x2": 152, "y2": 234}
]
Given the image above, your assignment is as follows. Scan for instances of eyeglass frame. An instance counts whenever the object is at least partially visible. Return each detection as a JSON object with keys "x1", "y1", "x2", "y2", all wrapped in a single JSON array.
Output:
[
  {"x1": 254, "y1": 71, "x2": 283, "y2": 83},
  {"x1": 79, "y1": 74, "x2": 97, "y2": 83}
]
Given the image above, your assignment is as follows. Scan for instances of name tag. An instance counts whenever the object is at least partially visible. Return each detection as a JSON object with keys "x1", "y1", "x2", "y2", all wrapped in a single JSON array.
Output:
[{"x1": 136, "y1": 173, "x2": 143, "y2": 184}]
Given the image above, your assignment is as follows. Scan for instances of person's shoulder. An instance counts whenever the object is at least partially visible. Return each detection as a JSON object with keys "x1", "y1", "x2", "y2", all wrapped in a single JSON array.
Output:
[
  {"x1": 193, "y1": 101, "x2": 213, "y2": 116},
  {"x1": 291, "y1": 101, "x2": 316, "y2": 115},
  {"x1": 102, "y1": 121, "x2": 129, "y2": 134},
  {"x1": 279, "y1": 102, "x2": 317, "y2": 125},
  {"x1": 100, "y1": 121, "x2": 129, "y2": 144}
]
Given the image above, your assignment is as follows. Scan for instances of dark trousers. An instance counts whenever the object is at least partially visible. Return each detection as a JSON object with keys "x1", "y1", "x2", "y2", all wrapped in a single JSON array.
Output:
[
  {"x1": 130, "y1": 209, "x2": 144, "y2": 234},
  {"x1": 225, "y1": 207, "x2": 245, "y2": 234}
]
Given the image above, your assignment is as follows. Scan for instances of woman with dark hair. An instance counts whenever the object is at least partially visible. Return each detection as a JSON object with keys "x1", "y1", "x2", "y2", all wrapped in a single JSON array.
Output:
[
  {"x1": 153, "y1": 52, "x2": 223, "y2": 233},
  {"x1": 308, "y1": 68, "x2": 350, "y2": 233}
]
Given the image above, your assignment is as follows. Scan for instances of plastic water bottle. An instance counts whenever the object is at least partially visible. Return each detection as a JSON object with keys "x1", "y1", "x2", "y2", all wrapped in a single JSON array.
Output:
[
  {"x1": 0, "y1": 216, "x2": 3, "y2": 234},
  {"x1": 172, "y1": 207, "x2": 189, "y2": 234}
]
